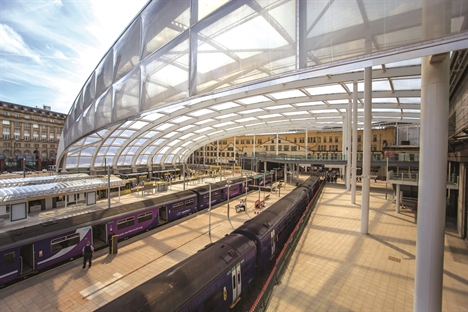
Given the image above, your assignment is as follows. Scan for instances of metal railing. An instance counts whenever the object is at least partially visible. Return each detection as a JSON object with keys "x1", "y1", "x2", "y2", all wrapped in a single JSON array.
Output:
[
  {"x1": 252, "y1": 153, "x2": 420, "y2": 163},
  {"x1": 387, "y1": 170, "x2": 459, "y2": 185}
]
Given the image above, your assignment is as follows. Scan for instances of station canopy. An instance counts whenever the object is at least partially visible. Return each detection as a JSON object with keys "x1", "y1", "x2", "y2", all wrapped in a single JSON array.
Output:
[
  {"x1": 0, "y1": 173, "x2": 92, "y2": 188},
  {"x1": 57, "y1": 0, "x2": 468, "y2": 172},
  {"x1": 0, "y1": 176, "x2": 125, "y2": 202}
]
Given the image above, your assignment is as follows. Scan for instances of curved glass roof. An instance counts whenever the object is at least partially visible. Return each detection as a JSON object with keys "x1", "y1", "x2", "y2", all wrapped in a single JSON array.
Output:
[{"x1": 57, "y1": 0, "x2": 468, "y2": 171}]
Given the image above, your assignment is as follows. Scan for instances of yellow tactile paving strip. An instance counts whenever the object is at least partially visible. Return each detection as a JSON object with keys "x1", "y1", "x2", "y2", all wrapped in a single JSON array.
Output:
[{"x1": 267, "y1": 182, "x2": 468, "y2": 312}]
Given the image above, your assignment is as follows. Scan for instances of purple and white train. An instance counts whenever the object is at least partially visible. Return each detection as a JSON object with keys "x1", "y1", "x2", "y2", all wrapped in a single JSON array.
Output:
[
  {"x1": 0, "y1": 177, "x2": 252, "y2": 286},
  {"x1": 98, "y1": 176, "x2": 322, "y2": 312}
]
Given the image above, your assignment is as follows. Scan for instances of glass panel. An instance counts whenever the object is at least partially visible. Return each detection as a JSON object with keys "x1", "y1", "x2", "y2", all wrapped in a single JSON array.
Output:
[
  {"x1": 66, "y1": 157, "x2": 78, "y2": 168},
  {"x1": 112, "y1": 67, "x2": 141, "y2": 122},
  {"x1": 81, "y1": 147, "x2": 95, "y2": 157},
  {"x1": 95, "y1": 89, "x2": 113, "y2": 130},
  {"x1": 114, "y1": 18, "x2": 141, "y2": 82},
  {"x1": 78, "y1": 157, "x2": 92, "y2": 167},
  {"x1": 195, "y1": 0, "x2": 296, "y2": 94},
  {"x1": 141, "y1": 0, "x2": 190, "y2": 58},
  {"x1": 83, "y1": 73, "x2": 96, "y2": 111},
  {"x1": 197, "y1": 0, "x2": 229, "y2": 22},
  {"x1": 95, "y1": 51, "x2": 114, "y2": 97},
  {"x1": 141, "y1": 36, "x2": 190, "y2": 111},
  {"x1": 82, "y1": 103, "x2": 95, "y2": 136}
]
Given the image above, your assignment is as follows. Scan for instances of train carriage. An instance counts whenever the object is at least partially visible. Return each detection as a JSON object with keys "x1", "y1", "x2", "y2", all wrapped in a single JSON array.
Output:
[
  {"x1": 97, "y1": 233, "x2": 257, "y2": 312},
  {"x1": 0, "y1": 226, "x2": 92, "y2": 285},
  {"x1": 156, "y1": 190, "x2": 198, "y2": 222}
]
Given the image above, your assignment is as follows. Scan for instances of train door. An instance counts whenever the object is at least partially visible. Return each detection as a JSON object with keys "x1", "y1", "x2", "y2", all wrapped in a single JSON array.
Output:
[
  {"x1": 159, "y1": 206, "x2": 167, "y2": 223},
  {"x1": 19, "y1": 244, "x2": 35, "y2": 275},
  {"x1": 270, "y1": 230, "x2": 276, "y2": 259},
  {"x1": 92, "y1": 224, "x2": 106, "y2": 248},
  {"x1": 231, "y1": 264, "x2": 242, "y2": 306}
]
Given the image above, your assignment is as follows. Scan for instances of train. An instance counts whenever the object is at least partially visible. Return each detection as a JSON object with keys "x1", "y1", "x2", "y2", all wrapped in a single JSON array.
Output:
[
  {"x1": 0, "y1": 176, "x2": 267, "y2": 286},
  {"x1": 97, "y1": 176, "x2": 322, "y2": 312}
]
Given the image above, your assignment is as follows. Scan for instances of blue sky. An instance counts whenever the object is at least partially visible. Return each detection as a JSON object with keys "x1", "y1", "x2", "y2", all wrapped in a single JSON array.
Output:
[{"x1": 0, "y1": 0, "x2": 149, "y2": 114}]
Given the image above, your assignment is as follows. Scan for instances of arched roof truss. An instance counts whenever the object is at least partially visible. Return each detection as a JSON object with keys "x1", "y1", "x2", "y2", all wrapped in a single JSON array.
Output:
[{"x1": 57, "y1": 0, "x2": 468, "y2": 172}]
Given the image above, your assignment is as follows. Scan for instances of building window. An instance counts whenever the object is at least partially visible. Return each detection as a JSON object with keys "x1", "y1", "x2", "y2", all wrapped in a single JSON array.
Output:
[
  {"x1": 24, "y1": 115, "x2": 30, "y2": 119},
  {"x1": 284, "y1": 145, "x2": 289, "y2": 151},
  {"x1": 329, "y1": 136, "x2": 332, "y2": 142},
  {"x1": 24, "y1": 123, "x2": 30, "y2": 127},
  {"x1": 299, "y1": 137, "x2": 304, "y2": 143},
  {"x1": 373, "y1": 135, "x2": 377, "y2": 142},
  {"x1": 2, "y1": 120, "x2": 10, "y2": 125},
  {"x1": 278, "y1": 145, "x2": 282, "y2": 151},
  {"x1": 358, "y1": 135, "x2": 361, "y2": 142},
  {"x1": 335, "y1": 136, "x2": 339, "y2": 143},
  {"x1": 258, "y1": 139, "x2": 262, "y2": 144},
  {"x1": 317, "y1": 137, "x2": 321, "y2": 143},
  {"x1": 291, "y1": 146, "x2": 297, "y2": 151},
  {"x1": 323, "y1": 137, "x2": 327, "y2": 143}
]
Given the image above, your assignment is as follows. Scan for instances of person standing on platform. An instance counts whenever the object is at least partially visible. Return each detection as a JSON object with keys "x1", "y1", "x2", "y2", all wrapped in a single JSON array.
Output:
[
  {"x1": 108, "y1": 231, "x2": 114, "y2": 254},
  {"x1": 82, "y1": 241, "x2": 94, "y2": 269}
]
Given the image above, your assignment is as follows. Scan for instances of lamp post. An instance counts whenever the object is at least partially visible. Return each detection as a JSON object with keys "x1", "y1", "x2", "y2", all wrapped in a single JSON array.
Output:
[{"x1": 226, "y1": 180, "x2": 232, "y2": 219}]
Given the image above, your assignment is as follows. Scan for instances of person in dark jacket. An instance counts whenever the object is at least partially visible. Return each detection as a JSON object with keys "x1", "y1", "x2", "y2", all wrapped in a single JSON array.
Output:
[
  {"x1": 108, "y1": 231, "x2": 115, "y2": 254},
  {"x1": 82, "y1": 241, "x2": 94, "y2": 269}
]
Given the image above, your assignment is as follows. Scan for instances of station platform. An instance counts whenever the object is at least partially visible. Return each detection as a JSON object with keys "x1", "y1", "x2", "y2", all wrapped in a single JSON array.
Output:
[
  {"x1": 267, "y1": 181, "x2": 468, "y2": 312},
  {"x1": 0, "y1": 177, "x2": 290, "y2": 311},
  {"x1": 0, "y1": 175, "x2": 252, "y2": 233},
  {"x1": 1, "y1": 178, "x2": 466, "y2": 311}
]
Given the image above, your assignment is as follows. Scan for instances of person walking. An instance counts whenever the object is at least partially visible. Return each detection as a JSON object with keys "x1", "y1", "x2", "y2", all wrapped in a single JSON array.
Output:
[
  {"x1": 82, "y1": 241, "x2": 94, "y2": 269},
  {"x1": 108, "y1": 231, "x2": 114, "y2": 254}
]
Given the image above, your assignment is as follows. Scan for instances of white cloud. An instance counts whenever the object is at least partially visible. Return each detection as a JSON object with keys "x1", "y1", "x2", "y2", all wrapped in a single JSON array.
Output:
[
  {"x1": 0, "y1": 0, "x2": 148, "y2": 114},
  {"x1": 0, "y1": 24, "x2": 42, "y2": 63}
]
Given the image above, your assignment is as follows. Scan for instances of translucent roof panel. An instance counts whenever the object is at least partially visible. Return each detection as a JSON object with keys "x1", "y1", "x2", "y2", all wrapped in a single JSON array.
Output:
[{"x1": 58, "y1": 0, "x2": 467, "y2": 170}]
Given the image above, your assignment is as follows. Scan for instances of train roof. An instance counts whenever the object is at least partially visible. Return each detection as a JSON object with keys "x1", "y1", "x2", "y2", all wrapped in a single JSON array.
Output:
[
  {"x1": 97, "y1": 233, "x2": 255, "y2": 311},
  {"x1": 234, "y1": 194, "x2": 299, "y2": 239},
  {"x1": 0, "y1": 190, "x2": 196, "y2": 251}
]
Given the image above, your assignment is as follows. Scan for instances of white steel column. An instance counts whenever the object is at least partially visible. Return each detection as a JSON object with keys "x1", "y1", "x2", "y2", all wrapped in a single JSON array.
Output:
[
  {"x1": 305, "y1": 127, "x2": 308, "y2": 159},
  {"x1": 342, "y1": 117, "x2": 347, "y2": 160},
  {"x1": 234, "y1": 136, "x2": 236, "y2": 164},
  {"x1": 395, "y1": 184, "x2": 401, "y2": 213},
  {"x1": 276, "y1": 134, "x2": 279, "y2": 155},
  {"x1": 346, "y1": 99, "x2": 352, "y2": 191},
  {"x1": 217, "y1": 140, "x2": 219, "y2": 165},
  {"x1": 351, "y1": 81, "x2": 358, "y2": 204},
  {"x1": 414, "y1": 1, "x2": 450, "y2": 310},
  {"x1": 203, "y1": 145, "x2": 206, "y2": 166},
  {"x1": 414, "y1": 33, "x2": 450, "y2": 312},
  {"x1": 361, "y1": 67, "x2": 372, "y2": 234},
  {"x1": 253, "y1": 135, "x2": 256, "y2": 156}
]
